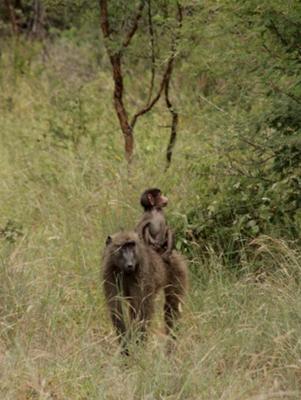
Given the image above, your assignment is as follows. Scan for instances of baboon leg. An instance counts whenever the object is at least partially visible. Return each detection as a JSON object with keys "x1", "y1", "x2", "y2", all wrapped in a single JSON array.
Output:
[
  {"x1": 164, "y1": 288, "x2": 182, "y2": 337},
  {"x1": 139, "y1": 295, "x2": 155, "y2": 339},
  {"x1": 110, "y1": 297, "x2": 131, "y2": 355},
  {"x1": 108, "y1": 297, "x2": 126, "y2": 338},
  {"x1": 164, "y1": 276, "x2": 186, "y2": 337},
  {"x1": 104, "y1": 279, "x2": 128, "y2": 353},
  {"x1": 164, "y1": 251, "x2": 188, "y2": 337},
  {"x1": 129, "y1": 293, "x2": 155, "y2": 341}
]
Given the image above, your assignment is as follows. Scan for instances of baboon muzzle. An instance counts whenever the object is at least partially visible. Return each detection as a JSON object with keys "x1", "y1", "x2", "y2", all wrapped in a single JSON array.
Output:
[{"x1": 124, "y1": 263, "x2": 135, "y2": 273}]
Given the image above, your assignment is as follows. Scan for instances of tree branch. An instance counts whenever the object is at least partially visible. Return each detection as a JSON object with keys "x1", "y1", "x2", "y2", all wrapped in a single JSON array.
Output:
[
  {"x1": 99, "y1": 0, "x2": 134, "y2": 163},
  {"x1": 130, "y1": 67, "x2": 167, "y2": 128},
  {"x1": 4, "y1": 0, "x2": 19, "y2": 35},
  {"x1": 164, "y1": 69, "x2": 179, "y2": 170},
  {"x1": 130, "y1": 1, "x2": 183, "y2": 170},
  {"x1": 99, "y1": 0, "x2": 111, "y2": 39},
  {"x1": 164, "y1": 2, "x2": 183, "y2": 170},
  {"x1": 146, "y1": 0, "x2": 156, "y2": 105},
  {"x1": 123, "y1": 1, "x2": 146, "y2": 48}
]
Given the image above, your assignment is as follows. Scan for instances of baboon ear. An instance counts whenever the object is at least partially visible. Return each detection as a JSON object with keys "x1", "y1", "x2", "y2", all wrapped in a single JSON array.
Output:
[
  {"x1": 106, "y1": 236, "x2": 112, "y2": 246},
  {"x1": 147, "y1": 193, "x2": 155, "y2": 206}
]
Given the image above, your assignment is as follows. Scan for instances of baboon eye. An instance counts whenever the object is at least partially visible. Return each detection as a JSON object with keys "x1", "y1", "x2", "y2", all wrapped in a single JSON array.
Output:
[
  {"x1": 106, "y1": 236, "x2": 112, "y2": 246},
  {"x1": 123, "y1": 240, "x2": 136, "y2": 249}
]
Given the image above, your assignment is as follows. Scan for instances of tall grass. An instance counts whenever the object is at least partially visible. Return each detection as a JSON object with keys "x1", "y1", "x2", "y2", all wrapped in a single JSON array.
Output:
[{"x1": 0, "y1": 38, "x2": 301, "y2": 399}]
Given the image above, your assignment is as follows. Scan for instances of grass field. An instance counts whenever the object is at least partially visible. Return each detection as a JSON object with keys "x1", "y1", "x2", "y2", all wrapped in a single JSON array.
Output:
[{"x1": 1, "y1": 38, "x2": 301, "y2": 400}]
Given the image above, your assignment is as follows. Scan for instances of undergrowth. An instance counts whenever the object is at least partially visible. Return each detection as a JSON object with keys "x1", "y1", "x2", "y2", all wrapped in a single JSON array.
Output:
[{"x1": 0, "y1": 38, "x2": 301, "y2": 400}]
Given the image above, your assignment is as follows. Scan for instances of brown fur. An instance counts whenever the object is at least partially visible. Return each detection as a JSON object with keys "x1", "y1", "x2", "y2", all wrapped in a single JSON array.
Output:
[
  {"x1": 102, "y1": 231, "x2": 188, "y2": 353},
  {"x1": 136, "y1": 188, "x2": 173, "y2": 262}
]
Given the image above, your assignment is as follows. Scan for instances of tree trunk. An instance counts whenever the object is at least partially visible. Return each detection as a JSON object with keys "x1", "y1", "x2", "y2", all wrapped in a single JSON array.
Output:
[
  {"x1": 99, "y1": 0, "x2": 137, "y2": 164},
  {"x1": 110, "y1": 53, "x2": 134, "y2": 163},
  {"x1": 31, "y1": 0, "x2": 46, "y2": 39},
  {"x1": 4, "y1": 0, "x2": 19, "y2": 35}
]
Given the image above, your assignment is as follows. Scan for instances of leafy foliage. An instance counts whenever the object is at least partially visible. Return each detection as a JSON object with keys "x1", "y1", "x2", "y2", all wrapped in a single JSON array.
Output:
[{"x1": 167, "y1": 0, "x2": 301, "y2": 264}]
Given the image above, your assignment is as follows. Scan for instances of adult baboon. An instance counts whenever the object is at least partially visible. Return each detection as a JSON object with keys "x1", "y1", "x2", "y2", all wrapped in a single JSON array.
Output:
[{"x1": 102, "y1": 231, "x2": 187, "y2": 353}]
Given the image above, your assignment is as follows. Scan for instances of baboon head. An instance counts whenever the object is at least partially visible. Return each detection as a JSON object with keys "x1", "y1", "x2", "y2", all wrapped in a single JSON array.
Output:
[
  {"x1": 106, "y1": 232, "x2": 141, "y2": 274},
  {"x1": 140, "y1": 188, "x2": 168, "y2": 211}
]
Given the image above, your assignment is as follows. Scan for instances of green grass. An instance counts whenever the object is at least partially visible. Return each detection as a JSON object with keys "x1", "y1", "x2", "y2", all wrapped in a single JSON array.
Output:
[{"x1": 0, "y1": 38, "x2": 301, "y2": 399}]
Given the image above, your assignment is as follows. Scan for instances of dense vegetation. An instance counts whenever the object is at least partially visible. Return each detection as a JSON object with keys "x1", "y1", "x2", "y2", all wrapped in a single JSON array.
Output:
[{"x1": 0, "y1": 1, "x2": 300, "y2": 399}]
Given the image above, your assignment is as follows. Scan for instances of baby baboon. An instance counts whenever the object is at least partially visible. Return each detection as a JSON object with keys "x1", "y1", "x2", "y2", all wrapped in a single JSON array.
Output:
[
  {"x1": 136, "y1": 188, "x2": 173, "y2": 262},
  {"x1": 102, "y1": 231, "x2": 187, "y2": 353}
]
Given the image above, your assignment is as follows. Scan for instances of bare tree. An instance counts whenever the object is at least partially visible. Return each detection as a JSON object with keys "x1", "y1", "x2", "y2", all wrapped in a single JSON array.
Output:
[{"x1": 99, "y1": 0, "x2": 182, "y2": 166}]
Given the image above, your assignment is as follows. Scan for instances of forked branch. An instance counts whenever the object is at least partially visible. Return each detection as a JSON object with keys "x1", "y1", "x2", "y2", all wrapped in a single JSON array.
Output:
[
  {"x1": 123, "y1": 1, "x2": 146, "y2": 48},
  {"x1": 131, "y1": 2, "x2": 182, "y2": 129},
  {"x1": 99, "y1": 0, "x2": 182, "y2": 167},
  {"x1": 131, "y1": 1, "x2": 182, "y2": 168}
]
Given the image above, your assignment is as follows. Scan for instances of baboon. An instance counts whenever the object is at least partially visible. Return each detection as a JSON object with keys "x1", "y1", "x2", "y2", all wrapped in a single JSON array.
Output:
[
  {"x1": 102, "y1": 231, "x2": 187, "y2": 353},
  {"x1": 136, "y1": 188, "x2": 173, "y2": 263}
]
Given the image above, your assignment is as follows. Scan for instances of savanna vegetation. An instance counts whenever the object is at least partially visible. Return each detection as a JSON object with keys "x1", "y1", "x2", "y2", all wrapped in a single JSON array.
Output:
[{"x1": 0, "y1": 1, "x2": 300, "y2": 399}]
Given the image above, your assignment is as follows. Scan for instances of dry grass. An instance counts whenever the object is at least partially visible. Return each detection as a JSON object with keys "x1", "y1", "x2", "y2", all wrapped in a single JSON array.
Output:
[
  {"x1": 1, "y1": 237, "x2": 301, "y2": 399},
  {"x1": 0, "y1": 38, "x2": 301, "y2": 400}
]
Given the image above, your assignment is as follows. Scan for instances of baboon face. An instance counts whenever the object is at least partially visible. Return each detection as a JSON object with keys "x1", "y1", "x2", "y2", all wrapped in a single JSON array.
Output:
[
  {"x1": 154, "y1": 192, "x2": 168, "y2": 208},
  {"x1": 107, "y1": 237, "x2": 140, "y2": 274}
]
